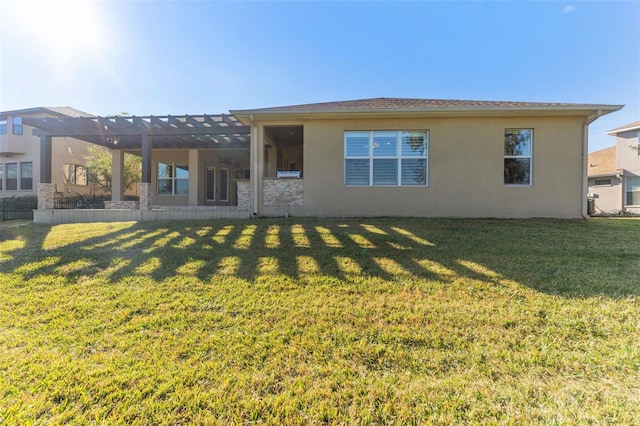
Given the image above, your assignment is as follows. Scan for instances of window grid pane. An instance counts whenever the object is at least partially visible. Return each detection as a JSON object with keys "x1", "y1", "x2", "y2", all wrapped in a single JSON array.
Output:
[
  {"x1": 372, "y1": 159, "x2": 398, "y2": 185},
  {"x1": 504, "y1": 158, "x2": 531, "y2": 185},
  {"x1": 401, "y1": 132, "x2": 427, "y2": 157},
  {"x1": 401, "y1": 159, "x2": 427, "y2": 185},
  {"x1": 345, "y1": 159, "x2": 370, "y2": 185},
  {"x1": 373, "y1": 132, "x2": 398, "y2": 157},
  {"x1": 345, "y1": 132, "x2": 370, "y2": 157}
]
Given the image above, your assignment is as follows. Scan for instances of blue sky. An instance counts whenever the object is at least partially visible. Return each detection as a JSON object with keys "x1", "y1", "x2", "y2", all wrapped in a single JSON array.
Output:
[{"x1": 1, "y1": 0, "x2": 638, "y2": 152}]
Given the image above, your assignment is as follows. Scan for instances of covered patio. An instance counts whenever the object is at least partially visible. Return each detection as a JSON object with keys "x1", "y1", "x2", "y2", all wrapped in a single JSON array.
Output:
[{"x1": 25, "y1": 114, "x2": 253, "y2": 223}]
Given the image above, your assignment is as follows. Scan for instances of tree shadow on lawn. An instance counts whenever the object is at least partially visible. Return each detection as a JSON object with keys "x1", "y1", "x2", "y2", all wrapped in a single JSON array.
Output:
[{"x1": 2, "y1": 218, "x2": 639, "y2": 298}]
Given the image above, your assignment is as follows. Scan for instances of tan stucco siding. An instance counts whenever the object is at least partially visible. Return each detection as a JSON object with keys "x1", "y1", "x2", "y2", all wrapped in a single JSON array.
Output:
[{"x1": 256, "y1": 116, "x2": 586, "y2": 218}]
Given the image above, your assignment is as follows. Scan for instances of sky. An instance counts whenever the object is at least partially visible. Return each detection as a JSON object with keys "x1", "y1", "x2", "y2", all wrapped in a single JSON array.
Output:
[{"x1": 1, "y1": 0, "x2": 639, "y2": 152}]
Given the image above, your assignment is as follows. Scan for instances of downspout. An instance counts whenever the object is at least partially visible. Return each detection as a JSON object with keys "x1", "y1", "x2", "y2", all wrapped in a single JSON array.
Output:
[{"x1": 582, "y1": 110, "x2": 604, "y2": 219}]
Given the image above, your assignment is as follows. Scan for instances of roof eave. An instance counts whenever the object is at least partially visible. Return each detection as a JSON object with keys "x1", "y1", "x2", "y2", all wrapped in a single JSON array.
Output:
[
  {"x1": 606, "y1": 125, "x2": 640, "y2": 136},
  {"x1": 231, "y1": 105, "x2": 623, "y2": 121}
]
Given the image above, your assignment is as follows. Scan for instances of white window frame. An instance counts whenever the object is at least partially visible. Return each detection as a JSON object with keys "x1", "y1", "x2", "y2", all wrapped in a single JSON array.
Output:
[
  {"x1": 626, "y1": 177, "x2": 640, "y2": 206},
  {"x1": 20, "y1": 162, "x2": 33, "y2": 190},
  {"x1": 12, "y1": 116, "x2": 23, "y2": 135},
  {"x1": 5, "y1": 163, "x2": 17, "y2": 191},
  {"x1": 157, "y1": 162, "x2": 189, "y2": 195},
  {"x1": 344, "y1": 130, "x2": 429, "y2": 187},
  {"x1": 504, "y1": 128, "x2": 533, "y2": 186}
]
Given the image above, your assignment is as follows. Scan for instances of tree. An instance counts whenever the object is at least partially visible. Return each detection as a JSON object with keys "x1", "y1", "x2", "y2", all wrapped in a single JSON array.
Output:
[{"x1": 85, "y1": 145, "x2": 141, "y2": 194}]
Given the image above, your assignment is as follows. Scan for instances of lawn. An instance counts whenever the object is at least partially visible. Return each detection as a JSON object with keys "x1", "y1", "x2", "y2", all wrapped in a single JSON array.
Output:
[{"x1": 1, "y1": 218, "x2": 639, "y2": 424}]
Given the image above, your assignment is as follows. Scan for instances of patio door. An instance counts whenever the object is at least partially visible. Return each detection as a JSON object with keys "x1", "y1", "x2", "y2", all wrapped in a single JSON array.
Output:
[{"x1": 206, "y1": 167, "x2": 216, "y2": 201}]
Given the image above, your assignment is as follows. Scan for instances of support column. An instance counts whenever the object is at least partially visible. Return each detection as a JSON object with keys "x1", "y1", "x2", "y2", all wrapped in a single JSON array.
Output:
[
  {"x1": 140, "y1": 134, "x2": 153, "y2": 211},
  {"x1": 111, "y1": 149, "x2": 124, "y2": 201},
  {"x1": 39, "y1": 135, "x2": 52, "y2": 184},
  {"x1": 37, "y1": 183, "x2": 56, "y2": 210},
  {"x1": 188, "y1": 149, "x2": 199, "y2": 206}
]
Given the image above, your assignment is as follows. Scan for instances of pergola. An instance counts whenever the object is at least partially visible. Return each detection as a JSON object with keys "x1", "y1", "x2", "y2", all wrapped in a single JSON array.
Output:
[{"x1": 24, "y1": 114, "x2": 251, "y2": 185}]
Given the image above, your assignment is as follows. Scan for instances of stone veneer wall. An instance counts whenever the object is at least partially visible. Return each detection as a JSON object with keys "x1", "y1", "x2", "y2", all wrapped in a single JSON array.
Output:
[
  {"x1": 139, "y1": 183, "x2": 152, "y2": 211},
  {"x1": 104, "y1": 201, "x2": 140, "y2": 210},
  {"x1": 237, "y1": 180, "x2": 250, "y2": 210},
  {"x1": 262, "y1": 178, "x2": 303, "y2": 206},
  {"x1": 37, "y1": 183, "x2": 56, "y2": 210}
]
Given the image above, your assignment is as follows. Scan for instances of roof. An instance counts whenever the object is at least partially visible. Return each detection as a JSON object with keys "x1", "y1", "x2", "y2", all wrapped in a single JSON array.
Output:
[
  {"x1": 588, "y1": 145, "x2": 619, "y2": 177},
  {"x1": 0, "y1": 106, "x2": 93, "y2": 119},
  {"x1": 607, "y1": 119, "x2": 640, "y2": 135},
  {"x1": 231, "y1": 97, "x2": 623, "y2": 119}
]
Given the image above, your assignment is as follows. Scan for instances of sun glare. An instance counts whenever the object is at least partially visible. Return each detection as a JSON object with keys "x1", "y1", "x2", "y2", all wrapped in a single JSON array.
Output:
[{"x1": 5, "y1": 0, "x2": 107, "y2": 67}]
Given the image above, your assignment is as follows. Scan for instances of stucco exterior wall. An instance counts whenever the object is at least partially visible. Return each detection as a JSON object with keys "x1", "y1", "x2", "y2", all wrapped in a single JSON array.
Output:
[
  {"x1": 254, "y1": 116, "x2": 586, "y2": 218},
  {"x1": 615, "y1": 131, "x2": 640, "y2": 172},
  {"x1": 588, "y1": 177, "x2": 623, "y2": 214}
]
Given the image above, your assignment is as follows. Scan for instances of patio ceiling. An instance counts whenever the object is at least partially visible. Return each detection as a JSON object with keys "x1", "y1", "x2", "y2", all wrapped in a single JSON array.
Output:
[{"x1": 23, "y1": 114, "x2": 251, "y2": 150}]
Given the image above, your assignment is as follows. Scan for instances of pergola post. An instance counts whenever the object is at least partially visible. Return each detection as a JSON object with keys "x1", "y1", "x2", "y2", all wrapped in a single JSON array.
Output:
[
  {"x1": 139, "y1": 134, "x2": 153, "y2": 211},
  {"x1": 37, "y1": 135, "x2": 55, "y2": 210},
  {"x1": 111, "y1": 149, "x2": 124, "y2": 202},
  {"x1": 188, "y1": 149, "x2": 199, "y2": 206},
  {"x1": 39, "y1": 135, "x2": 52, "y2": 184}
]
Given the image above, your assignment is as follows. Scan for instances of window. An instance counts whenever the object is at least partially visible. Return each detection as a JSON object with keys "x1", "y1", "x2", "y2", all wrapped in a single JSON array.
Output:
[
  {"x1": 0, "y1": 119, "x2": 6, "y2": 134},
  {"x1": 627, "y1": 177, "x2": 640, "y2": 206},
  {"x1": 0, "y1": 164, "x2": 3, "y2": 190},
  {"x1": 12, "y1": 117, "x2": 23, "y2": 135},
  {"x1": 20, "y1": 162, "x2": 33, "y2": 190},
  {"x1": 344, "y1": 130, "x2": 428, "y2": 186},
  {"x1": 157, "y1": 162, "x2": 188, "y2": 195},
  {"x1": 504, "y1": 129, "x2": 532, "y2": 185},
  {"x1": 63, "y1": 164, "x2": 88, "y2": 185},
  {"x1": 6, "y1": 163, "x2": 17, "y2": 190},
  {"x1": 593, "y1": 178, "x2": 612, "y2": 186}
]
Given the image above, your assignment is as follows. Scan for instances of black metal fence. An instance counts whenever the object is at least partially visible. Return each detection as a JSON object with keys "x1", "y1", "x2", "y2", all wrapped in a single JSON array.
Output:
[
  {"x1": 54, "y1": 195, "x2": 110, "y2": 210},
  {"x1": 0, "y1": 196, "x2": 38, "y2": 221}
]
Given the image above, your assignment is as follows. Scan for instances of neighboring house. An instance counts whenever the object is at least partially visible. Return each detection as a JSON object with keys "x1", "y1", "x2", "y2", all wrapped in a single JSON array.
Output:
[
  {"x1": 27, "y1": 98, "x2": 621, "y2": 222},
  {"x1": 587, "y1": 120, "x2": 640, "y2": 215},
  {"x1": 0, "y1": 107, "x2": 100, "y2": 198}
]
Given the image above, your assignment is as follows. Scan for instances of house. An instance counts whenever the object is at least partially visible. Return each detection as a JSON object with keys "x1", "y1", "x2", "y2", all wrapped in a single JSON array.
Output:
[
  {"x1": 26, "y1": 98, "x2": 622, "y2": 223},
  {"x1": 0, "y1": 107, "x2": 99, "y2": 199},
  {"x1": 230, "y1": 98, "x2": 622, "y2": 219},
  {"x1": 587, "y1": 120, "x2": 640, "y2": 215}
]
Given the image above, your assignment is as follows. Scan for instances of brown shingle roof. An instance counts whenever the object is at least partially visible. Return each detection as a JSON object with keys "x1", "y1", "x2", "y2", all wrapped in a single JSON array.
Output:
[
  {"x1": 607, "y1": 120, "x2": 640, "y2": 135},
  {"x1": 0, "y1": 106, "x2": 94, "y2": 118},
  {"x1": 43, "y1": 106, "x2": 94, "y2": 118},
  {"x1": 232, "y1": 97, "x2": 620, "y2": 114},
  {"x1": 588, "y1": 145, "x2": 619, "y2": 177}
]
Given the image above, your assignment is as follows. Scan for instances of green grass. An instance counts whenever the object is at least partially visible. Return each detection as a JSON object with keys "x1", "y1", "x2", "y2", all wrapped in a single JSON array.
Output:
[{"x1": 1, "y1": 217, "x2": 639, "y2": 424}]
